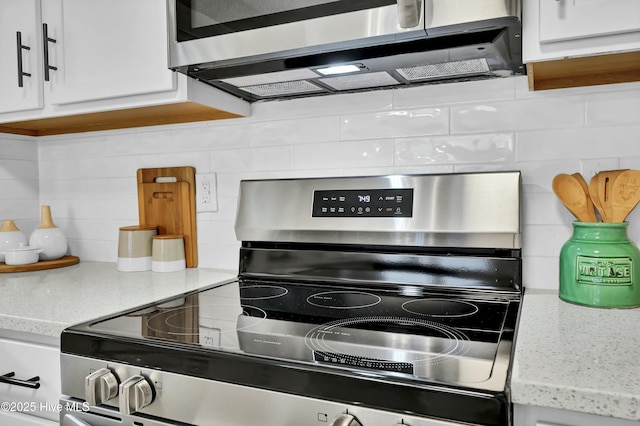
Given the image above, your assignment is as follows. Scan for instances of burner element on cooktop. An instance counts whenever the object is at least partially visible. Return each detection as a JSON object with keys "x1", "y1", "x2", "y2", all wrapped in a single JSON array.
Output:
[
  {"x1": 306, "y1": 291, "x2": 381, "y2": 309},
  {"x1": 402, "y1": 299, "x2": 479, "y2": 318}
]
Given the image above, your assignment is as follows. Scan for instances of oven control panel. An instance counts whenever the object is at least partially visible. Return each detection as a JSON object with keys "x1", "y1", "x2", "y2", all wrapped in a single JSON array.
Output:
[{"x1": 312, "y1": 189, "x2": 413, "y2": 217}]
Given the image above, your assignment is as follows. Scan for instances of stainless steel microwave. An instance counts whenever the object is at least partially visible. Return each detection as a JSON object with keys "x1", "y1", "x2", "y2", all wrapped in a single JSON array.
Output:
[{"x1": 167, "y1": 0, "x2": 523, "y2": 102}]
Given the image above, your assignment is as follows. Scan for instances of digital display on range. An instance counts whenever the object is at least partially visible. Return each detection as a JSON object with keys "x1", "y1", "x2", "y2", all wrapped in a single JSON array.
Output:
[{"x1": 312, "y1": 189, "x2": 413, "y2": 217}]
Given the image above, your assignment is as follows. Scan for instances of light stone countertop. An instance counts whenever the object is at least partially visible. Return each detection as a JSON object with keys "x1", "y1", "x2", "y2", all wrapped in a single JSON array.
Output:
[
  {"x1": 0, "y1": 261, "x2": 237, "y2": 339},
  {"x1": 2, "y1": 263, "x2": 639, "y2": 421},
  {"x1": 511, "y1": 288, "x2": 640, "y2": 421}
]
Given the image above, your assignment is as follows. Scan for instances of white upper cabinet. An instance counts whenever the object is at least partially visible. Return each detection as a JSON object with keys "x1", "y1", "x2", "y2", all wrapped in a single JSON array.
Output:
[
  {"x1": 0, "y1": 0, "x2": 249, "y2": 136},
  {"x1": 539, "y1": 0, "x2": 640, "y2": 44},
  {"x1": 523, "y1": 0, "x2": 640, "y2": 63},
  {"x1": 0, "y1": 0, "x2": 44, "y2": 114},
  {"x1": 43, "y1": 0, "x2": 176, "y2": 106}
]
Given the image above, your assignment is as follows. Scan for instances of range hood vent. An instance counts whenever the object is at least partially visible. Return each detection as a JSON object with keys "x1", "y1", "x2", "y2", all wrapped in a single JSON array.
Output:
[{"x1": 169, "y1": 1, "x2": 524, "y2": 103}]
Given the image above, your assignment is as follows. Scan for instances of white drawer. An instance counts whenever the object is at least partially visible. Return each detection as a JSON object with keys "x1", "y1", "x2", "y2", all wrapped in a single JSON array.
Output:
[{"x1": 0, "y1": 337, "x2": 61, "y2": 422}]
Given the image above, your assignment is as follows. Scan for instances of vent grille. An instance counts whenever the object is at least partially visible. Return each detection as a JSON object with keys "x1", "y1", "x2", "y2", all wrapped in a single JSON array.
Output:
[
  {"x1": 240, "y1": 80, "x2": 324, "y2": 97},
  {"x1": 398, "y1": 59, "x2": 490, "y2": 81},
  {"x1": 319, "y1": 72, "x2": 401, "y2": 91}
]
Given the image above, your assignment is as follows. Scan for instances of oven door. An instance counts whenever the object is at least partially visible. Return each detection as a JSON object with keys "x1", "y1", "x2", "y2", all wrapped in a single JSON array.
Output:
[{"x1": 167, "y1": 0, "x2": 426, "y2": 69}]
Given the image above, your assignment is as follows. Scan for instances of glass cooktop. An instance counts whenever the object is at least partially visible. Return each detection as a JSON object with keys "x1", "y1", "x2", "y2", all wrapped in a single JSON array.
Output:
[{"x1": 76, "y1": 279, "x2": 516, "y2": 386}]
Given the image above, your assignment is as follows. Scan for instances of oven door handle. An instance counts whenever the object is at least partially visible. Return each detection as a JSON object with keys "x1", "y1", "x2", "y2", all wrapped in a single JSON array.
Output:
[{"x1": 331, "y1": 414, "x2": 363, "y2": 426}]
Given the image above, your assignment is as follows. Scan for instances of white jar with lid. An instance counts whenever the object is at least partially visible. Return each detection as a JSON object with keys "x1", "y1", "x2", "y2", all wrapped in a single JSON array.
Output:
[{"x1": 0, "y1": 220, "x2": 28, "y2": 263}]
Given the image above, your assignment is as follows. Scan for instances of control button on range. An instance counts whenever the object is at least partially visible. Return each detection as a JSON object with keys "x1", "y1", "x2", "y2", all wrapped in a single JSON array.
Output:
[{"x1": 365, "y1": 207, "x2": 371, "y2": 213}]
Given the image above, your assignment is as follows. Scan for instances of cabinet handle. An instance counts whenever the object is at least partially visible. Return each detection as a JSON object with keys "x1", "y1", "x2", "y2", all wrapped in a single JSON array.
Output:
[
  {"x1": 16, "y1": 31, "x2": 32, "y2": 88},
  {"x1": 42, "y1": 23, "x2": 57, "y2": 81},
  {"x1": 0, "y1": 371, "x2": 41, "y2": 389}
]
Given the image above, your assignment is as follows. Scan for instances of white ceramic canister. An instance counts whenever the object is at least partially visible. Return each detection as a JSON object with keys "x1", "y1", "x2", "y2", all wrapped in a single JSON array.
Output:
[
  {"x1": 29, "y1": 205, "x2": 68, "y2": 261},
  {"x1": 117, "y1": 225, "x2": 158, "y2": 272},
  {"x1": 0, "y1": 220, "x2": 28, "y2": 263}
]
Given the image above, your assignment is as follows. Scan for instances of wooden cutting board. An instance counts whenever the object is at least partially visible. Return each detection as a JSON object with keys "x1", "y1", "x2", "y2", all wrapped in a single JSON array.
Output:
[{"x1": 137, "y1": 167, "x2": 197, "y2": 267}]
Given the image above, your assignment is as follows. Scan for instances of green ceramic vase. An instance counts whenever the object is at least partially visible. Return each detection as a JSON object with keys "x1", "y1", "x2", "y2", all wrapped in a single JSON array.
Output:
[{"x1": 560, "y1": 222, "x2": 640, "y2": 308}]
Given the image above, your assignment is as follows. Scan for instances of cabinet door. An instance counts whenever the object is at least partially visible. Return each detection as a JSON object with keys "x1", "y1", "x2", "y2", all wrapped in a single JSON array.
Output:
[
  {"x1": 43, "y1": 0, "x2": 176, "y2": 106},
  {"x1": 0, "y1": 0, "x2": 44, "y2": 114},
  {"x1": 0, "y1": 338, "x2": 61, "y2": 422},
  {"x1": 539, "y1": 0, "x2": 640, "y2": 43}
]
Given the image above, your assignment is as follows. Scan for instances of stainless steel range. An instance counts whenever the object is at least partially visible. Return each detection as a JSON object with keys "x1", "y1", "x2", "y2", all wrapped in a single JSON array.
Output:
[{"x1": 60, "y1": 171, "x2": 523, "y2": 426}]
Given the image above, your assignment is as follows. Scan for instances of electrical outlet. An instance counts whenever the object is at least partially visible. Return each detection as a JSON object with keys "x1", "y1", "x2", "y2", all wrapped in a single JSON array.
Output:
[
  {"x1": 580, "y1": 158, "x2": 620, "y2": 179},
  {"x1": 195, "y1": 173, "x2": 218, "y2": 212}
]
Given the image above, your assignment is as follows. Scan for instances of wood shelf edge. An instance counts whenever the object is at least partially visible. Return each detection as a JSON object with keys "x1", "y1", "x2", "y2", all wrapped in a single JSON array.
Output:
[
  {"x1": 0, "y1": 102, "x2": 245, "y2": 137},
  {"x1": 527, "y1": 51, "x2": 640, "y2": 91}
]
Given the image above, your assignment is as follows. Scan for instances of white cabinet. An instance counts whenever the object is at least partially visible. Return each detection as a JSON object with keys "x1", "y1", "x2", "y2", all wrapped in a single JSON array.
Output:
[
  {"x1": 43, "y1": 0, "x2": 176, "y2": 106},
  {"x1": 0, "y1": 333, "x2": 60, "y2": 425},
  {"x1": 523, "y1": 0, "x2": 640, "y2": 63},
  {"x1": 514, "y1": 404, "x2": 639, "y2": 426},
  {"x1": 538, "y1": 0, "x2": 640, "y2": 44},
  {"x1": 0, "y1": 0, "x2": 175, "y2": 115},
  {"x1": 0, "y1": 0, "x2": 43, "y2": 114},
  {"x1": 0, "y1": 0, "x2": 249, "y2": 136}
]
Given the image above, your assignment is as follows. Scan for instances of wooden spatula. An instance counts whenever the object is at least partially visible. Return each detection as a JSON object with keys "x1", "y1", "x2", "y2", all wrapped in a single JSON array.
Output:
[
  {"x1": 610, "y1": 169, "x2": 640, "y2": 222},
  {"x1": 571, "y1": 173, "x2": 598, "y2": 222},
  {"x1": 552, "y1": 174, "x2": 597, "y2": 222},
  {"x1": 588, "y1": 173, "x2": 607, "y2": 221},
  {"x1": 596, "y1": 169, "x2": 628, "y2": 221}
]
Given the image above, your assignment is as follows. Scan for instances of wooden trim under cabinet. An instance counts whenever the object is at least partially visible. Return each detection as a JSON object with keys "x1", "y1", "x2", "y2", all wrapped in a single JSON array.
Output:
[
  {"x1": 527, "y1": 51, "x2": 640, "y2": 91},
  {"x1": 0, "y1": 102, "x2": 244, "y2": 137}
]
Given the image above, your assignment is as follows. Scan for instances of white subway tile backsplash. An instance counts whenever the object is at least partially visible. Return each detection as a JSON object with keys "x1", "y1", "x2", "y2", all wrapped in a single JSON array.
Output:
[
  {"x1": 0, "y1": 159, "x2": 38, "y2": 180},
  {"x1": 394, "y1": 133, "x2": 514, "y2": 165},
  {"x1": 250, "y1": 116, "x2": 340, "y2": 146},
  {"x1": 523, "y1": 192, "x2": 575, "y2": 226},
  {"x1": 173, "y1": 121, "x2": 251, "y2": 150},
  {"x1": 4, "y1": 76, "x2": 638, "y2": 290},
  {"x1": 341, "y1": 108, "x2": 449, "y2": 141},
  {"x1": 0, "y1": 136, "x2": 38, "y2": 160},
  {"x1": 523, "y1": 224, "x2": 571, "y2": 258},
  {"x1": 451, "y1": 96, "x2": 584, "y2": 133},
  {"x1": 522, "y1": 256, "x2": 559, "y2": 290},
  {"x1": 294, "y1": 140, "x2": 394, "y2": 170},
  {"x1": 517, "y1": 125, "x2": 640, "y2": 162},
  {"x1": 251, "y1": 146, "x2": 293, "y2": 171},
  {"x1": 210, "y1": 149, "x2": 252, "y2": 172},
  {"x1": 586, "y1": 89, "x2": 640, "y2": 126},
  {"x1": 516, "y1": 159, "x2": 582, "y2": 193}
]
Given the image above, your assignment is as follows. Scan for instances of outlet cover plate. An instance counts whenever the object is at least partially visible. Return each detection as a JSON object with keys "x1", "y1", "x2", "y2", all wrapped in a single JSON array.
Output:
[{"x1": 196, "y1": 173, "x2": 218, "y2": 212}]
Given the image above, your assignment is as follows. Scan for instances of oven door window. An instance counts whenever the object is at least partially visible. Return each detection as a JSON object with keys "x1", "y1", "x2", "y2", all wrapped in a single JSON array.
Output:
[{"x1": 176, "y1": 0, "x2": 397, "y2": 41}]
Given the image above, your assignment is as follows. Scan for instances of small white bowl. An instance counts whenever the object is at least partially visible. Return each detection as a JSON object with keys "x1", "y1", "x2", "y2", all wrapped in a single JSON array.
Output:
[{"x1": 1, "y1": 246, "x2": 44, "y2": 266}]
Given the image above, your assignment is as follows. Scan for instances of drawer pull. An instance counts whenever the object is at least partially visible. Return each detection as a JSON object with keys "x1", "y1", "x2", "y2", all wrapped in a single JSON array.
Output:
[{"x1": 0, "y1": 371, "x2": 41, "y2": 389}]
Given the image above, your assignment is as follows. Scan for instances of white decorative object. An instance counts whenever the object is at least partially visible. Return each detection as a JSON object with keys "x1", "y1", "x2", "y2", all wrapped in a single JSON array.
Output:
[
  {"x1": 29, "y1": 205, "x2": 68, "y2": 261},
  {"x1": 0, "y1": 220, "x2": 28, "y2": 263},
  {"x1": 1, "y1": 245, "x2": 43, "y2": 265}
]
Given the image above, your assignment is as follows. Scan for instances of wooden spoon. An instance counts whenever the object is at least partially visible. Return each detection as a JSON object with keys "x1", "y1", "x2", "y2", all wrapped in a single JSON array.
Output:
[
  {"x1": 571, "y1": 172, "x2": 598, "y2": 222},
  {"x1": 597, "y1": 169, "x2": 628, "y2": 221},
  {"x1": 588, "y1": 173, "x2": 607, "y2": 221},
  {"x1": 552, "y1": 174, "x2": 597, "y2": 222},
  {"x1": 610, "y1": 169, "x2": 640, "y2": 222}
]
